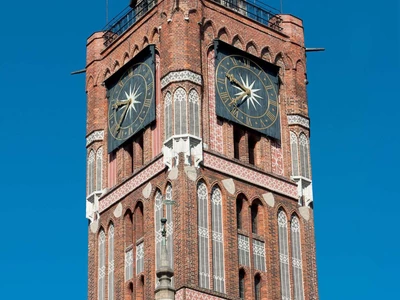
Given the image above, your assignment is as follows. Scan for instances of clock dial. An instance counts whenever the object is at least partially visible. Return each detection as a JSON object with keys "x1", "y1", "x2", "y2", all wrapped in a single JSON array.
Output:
[
  {"x1": 215, "y1": 42, "x2": 280, "y2": 140},
  {"x1": 106, "y1": 45, "x2": 155, "y2": 153}
]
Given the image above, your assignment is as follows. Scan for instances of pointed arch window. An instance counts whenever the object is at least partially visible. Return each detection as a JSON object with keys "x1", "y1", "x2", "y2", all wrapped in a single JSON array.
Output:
[
  {"x1": 155, "y1": 184, "x2": 174, "y2": 285},
  {"x1": 299, "y1": 133, "x2": 310, "y2": 179},
  {"x1": 188, "y1": 89, "x2": 200, "y2": 137},
  {"x1": 135, "y1": 203, "x2": 144, "y2": 275},
  {"x1": 164, "y1": 92, "x2": 172, "y2": 140},
  {"x1": 239, "y1": 269, "x2": 245, "y2": 299},
  {"x1": 173, "y1": 88, "x2": 187, "y2": 135},
  {"x1": 291, "y1": 216, "x2": 304, "y2": 300},
  {"x1": 278, "y1": 210, "x2": 291, "y2": 300},
  {"x1": 290, "y1": 132, "x2": 299, "y2": 177},
  {"x1": 87, "y1": 150, "x2": 95, "y2": 195},
  {"x1": 98, "y1": 229, "x2": 106, "y2": 300},
  {"x1": 254, "y1": 274, "x2": 261, "y2": 300},
  {"x1": 108, "y1": 224, "x2": 114, "y2": 300},
  {"x1": 197, "y1": 181, "x2": 210, "y2": 288},
  {"x1": 96, "y1": 147, "x2": 103, "y2": 191},
  {"x1": 211, "y1": 186, "x2": 225, "y2": 293}
]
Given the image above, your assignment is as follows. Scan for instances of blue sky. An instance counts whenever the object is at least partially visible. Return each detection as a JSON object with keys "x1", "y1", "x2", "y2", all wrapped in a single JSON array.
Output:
[{"x1": 0, "y1": 0, "x2": 398, "y2": 299}]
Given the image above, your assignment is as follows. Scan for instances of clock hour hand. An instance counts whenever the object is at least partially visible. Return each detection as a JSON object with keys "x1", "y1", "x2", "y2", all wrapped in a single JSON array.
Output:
[
  {"x1": 229, "y1": 92, "x2": 247, "y2": 106},
  {"x1": 226, "y1": 73, "x2": 250, "y2": 95},
  {"x1": 112, "y1": 99, "x2": 131, "y2": 110}
]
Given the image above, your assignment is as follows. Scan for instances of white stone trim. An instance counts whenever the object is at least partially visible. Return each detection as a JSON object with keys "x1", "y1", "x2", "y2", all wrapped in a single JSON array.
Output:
[
  {"x1": 161, "y1": 70, "x2": 202, "y2": 88},
  {"x1": 86, "y1": 130, "x2": 104, "y2": 147},
  {"x1": 287, "y1": 115, "x2": 310, "y2": 129}
]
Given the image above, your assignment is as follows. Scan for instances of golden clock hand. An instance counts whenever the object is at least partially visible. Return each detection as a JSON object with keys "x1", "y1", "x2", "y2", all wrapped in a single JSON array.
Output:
[
  {"x1": 115, "y1": 99, "x2": 131, "y2": 133},
  {"x1": 229, "y1": 92, "x2": 247, "y2": 106},
  {"x1": 226, "y1": 73, "x2": 250, "y2": 95},
  {"x1": 112, "y1": 99, "x2": 131, "y2": 110}
]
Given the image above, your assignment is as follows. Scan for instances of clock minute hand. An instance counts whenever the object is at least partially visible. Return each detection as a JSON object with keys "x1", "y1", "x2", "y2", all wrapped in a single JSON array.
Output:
[
  {"x1": 115, "y1": 99, "x2": 131, "y2": 133},
  {"x1": 226, "y1": 73, "x2": 250, "y2": 95}
]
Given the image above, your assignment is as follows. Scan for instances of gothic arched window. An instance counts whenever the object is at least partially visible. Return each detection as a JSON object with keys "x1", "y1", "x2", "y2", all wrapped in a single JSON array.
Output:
[
  {"x1": 164, "y1": 92, "x2": 172, "y2": 140},
  {"x1": 291, "y1": 216, "x2": 304, "y2": 300},
  {"x1": 290, "y1": 132, "x2": 299, "y2": 177},
  {"x1": 278, "y1": 210, "x2": 290, "y2": 300},
  {"x1": 299, "y1": 133, "x2": 310, "y2": 178},
  {"x1": 87, "y1": 150, "x2": 95, "y2": 195},
  {"x1": 197, "y1": 181, "x2": 210, "y2": 289},
  {"x1": 98, "y1": 229, "x2": 106, "y2": 300},
  {"x1": 173, "y1": 88, "x2": 187, "y2": 135},
  {"x1": 188, "y1": 89, "x2": 200, "y2": 137},
  {"x1": 108, "y1": 224, "x2": 114, "y2": 300},
  {"x1": 96, "y1": 147, "x2": 103, "y2": 191},
  {"x1": 211, "y1": 185, "x2": 225, "y2": 293}
]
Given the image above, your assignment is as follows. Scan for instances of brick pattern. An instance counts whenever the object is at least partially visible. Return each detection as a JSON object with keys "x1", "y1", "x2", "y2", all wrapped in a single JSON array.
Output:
[
  {"x1": 203, "y1": 152, "x2": 297, "y2": 198},
  {"x1": 208, "y1": 50, "x2": 224, "y2": 153},
  {"x1": 99, "y1": 157, "x2": 165, "y2": 212},
  {"x1": 271, "y1": 140, "x2": 284, "y2": 176}
]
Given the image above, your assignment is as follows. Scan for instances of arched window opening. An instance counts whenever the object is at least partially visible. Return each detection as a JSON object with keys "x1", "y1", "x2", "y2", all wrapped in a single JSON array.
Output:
[
  {"x1": 87, "y1": 150, "x2": 95, "y2": 195},
  {"x1": 98, "y1": 229, "x2": 106, "y2": 300},
  {"x1": 96, "y1": 147, "x2": 103, "y2": 191},
  {"x1": 173, "y1": 88, "x2": 187, "y2": 135},
  {"x1": 291, "y1": 216, "x2": 304, "y2": 300},
  {"x1": 251, "y1": 204, "x2": 258, "y2": 234},
  {"x1": 239, "y1": 269, "x2": 245, "y2": 299},
  {"x1": 299, "y1": 133, "x2": 310, "y2": 179},
  {"x1": 124, "y1": 211, "x2": 133, "y2": 281},
  {"x1": 254, "y1": 274, "x2": 261, "y2": 300},
  {"x1": 108, "y1": 224, "x2": 114, "y2": 300},
  {"x1": 290, "y1": 132, "x2": 299, "y2": 177},
  {"x1": 164, "y1": 92, "x2": 173, "y2": 140},
  {"x1": 188, "y1": 89, "x2": 200, "y2": 137},
  {"x1": 211, "y1": 186, "x2": 225, "y2": 293},
  {"x1": 197, "y1": 181, "x2": 210, "y2": 289},
  {"x1": 236, "y1": 196, "x2": 243, "y2": 230},
  {"x1": 135, "y1": 202, "x2": 144, "y2": 275},
  {"x1": 278, "y1": 210, "x2": 290, "y2": 300}
]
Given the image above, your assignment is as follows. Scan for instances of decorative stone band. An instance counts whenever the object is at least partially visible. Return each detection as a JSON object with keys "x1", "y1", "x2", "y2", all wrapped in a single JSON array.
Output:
[
  {"x1": 161, "y1": 70, "x2": 202, "y2": 89},
  {"x1": 203, "y1": 152, "x2": 298, "y2": 199},
  {"x1": 287, "y1": 114, "x2": 310, "y2": 129},
  {"x1": 99, "y1": 156, "x2": 165, "y2": 212},
  {"x1": 176, "y1": 288, "x2": 225, "y2": 300},
  {"x1": 86, "y1": 130, "x2": 104, "y2": 147}
]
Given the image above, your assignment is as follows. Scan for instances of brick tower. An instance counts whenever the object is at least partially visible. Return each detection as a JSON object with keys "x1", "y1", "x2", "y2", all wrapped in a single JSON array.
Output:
[{"x1": 85, "y1": 1, "x2": 319, "y2": 300}]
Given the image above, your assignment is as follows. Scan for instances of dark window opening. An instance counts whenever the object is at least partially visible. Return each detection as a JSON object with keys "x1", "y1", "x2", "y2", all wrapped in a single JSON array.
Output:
[{"x1": 239, "y1": 269, "x2": 245, "y2": 299}]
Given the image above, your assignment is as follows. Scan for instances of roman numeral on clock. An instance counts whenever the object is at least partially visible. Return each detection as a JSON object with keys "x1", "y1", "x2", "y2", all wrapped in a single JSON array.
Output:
[
  {"x1": 266, "y1": 111, "x2": 275, "y2": 121},
  {"x1": 143, "y1": 99, "x2": 152, "y2": 107}
]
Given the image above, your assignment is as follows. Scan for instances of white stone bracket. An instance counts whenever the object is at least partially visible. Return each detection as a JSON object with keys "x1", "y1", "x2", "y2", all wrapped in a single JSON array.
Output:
[
  {"x1": 162, "y1": 135, "x2": 203, "y2": 170},
  {"x1": 292, "y1": 176, "x2": 313, "y2": 206}
]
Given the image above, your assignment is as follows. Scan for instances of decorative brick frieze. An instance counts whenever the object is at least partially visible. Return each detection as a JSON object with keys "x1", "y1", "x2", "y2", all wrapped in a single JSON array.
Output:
[
  {"x1": 99, "y1": 157, "x2": 165, "y2": 212},
  {"x1": 86, "y1": 130, "x2": 104, "y2": 147},
  {"x1": 203, "y1": 152, "x2": 297, "y2": 199},
  {"x1": 160, "y1": 70, "x2": 202, "y2": 89},
  {"x1": 287, "y1": 114, "x2": 310, "y2": 128}
]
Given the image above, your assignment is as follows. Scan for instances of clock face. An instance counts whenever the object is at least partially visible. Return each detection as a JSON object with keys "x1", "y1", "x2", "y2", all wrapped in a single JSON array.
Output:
[
  {"x1": 215, "y1": 42, "x2": 280, "y2": 139},
  {"x1": 106, "y1": 46, "x2": 155, "y2": 153}
]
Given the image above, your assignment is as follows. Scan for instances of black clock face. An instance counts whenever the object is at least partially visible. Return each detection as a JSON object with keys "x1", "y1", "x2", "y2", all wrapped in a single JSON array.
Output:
[
  {"x1": 106, "y1": 45, "x2": 156, "y2": 153},
  {"x1": 214, "y1": 41, "x2": 280, "y2": 140},
  {"x1": 108, "y1": 62, "x2": 154, "y2": 142}
]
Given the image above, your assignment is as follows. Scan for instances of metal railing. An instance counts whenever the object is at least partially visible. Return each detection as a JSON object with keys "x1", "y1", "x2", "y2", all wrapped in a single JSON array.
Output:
[
  {"x1": 103, "y1": 0, "x2": 157, "y2": 47},
  {"x1": 211, "y1": 0, "x2": 282, "y2": 30},
  {"x1": 102, "y1": 0, "x2": 281, "y2": 48}
]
